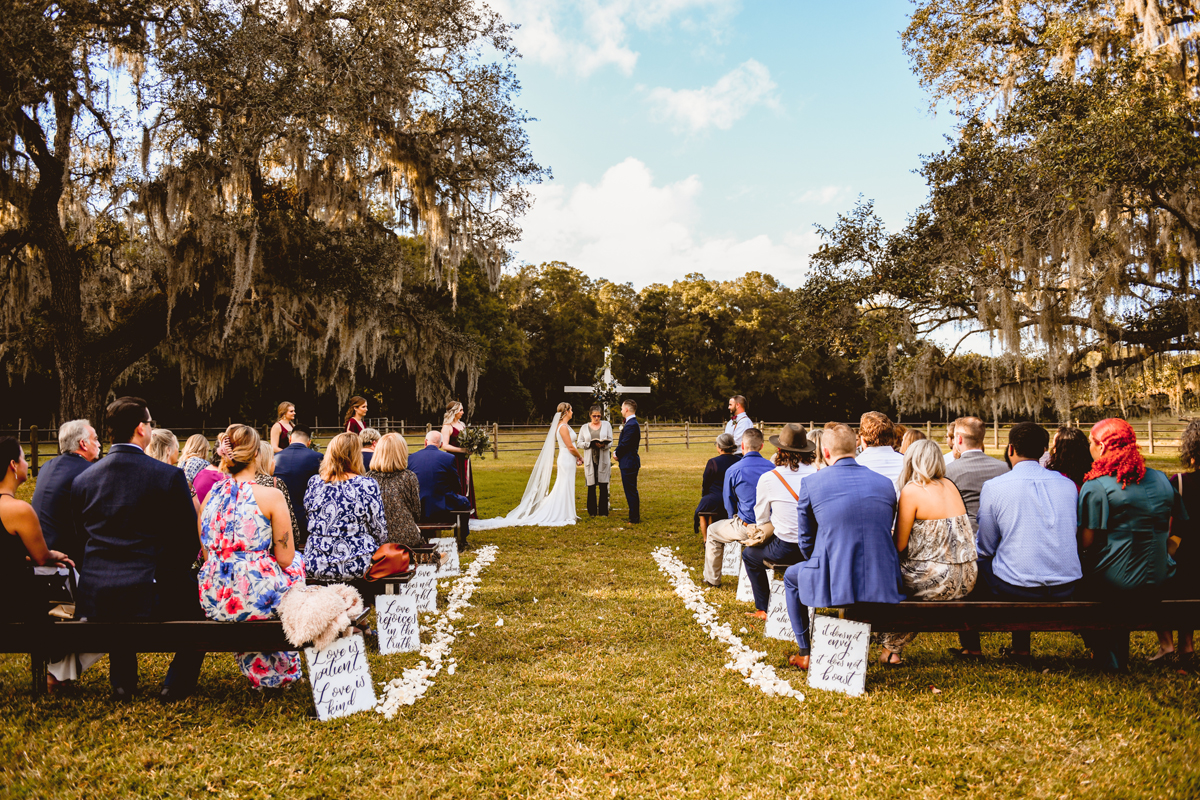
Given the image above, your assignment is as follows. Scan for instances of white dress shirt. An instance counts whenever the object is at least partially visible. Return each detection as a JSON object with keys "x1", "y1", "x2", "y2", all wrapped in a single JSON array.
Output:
[
  {"x1": 754, "y1": 463, "x2": 817, "y2": 543},
  {"x1": 944, "y1": 451, "x2": 956, "y2": 465},
  {"x1": 724, "y1": 412, "x2": 753, "y2": 446},
  {"x1": 856, "y1": 445, "x2": 905, "y2": 484}
]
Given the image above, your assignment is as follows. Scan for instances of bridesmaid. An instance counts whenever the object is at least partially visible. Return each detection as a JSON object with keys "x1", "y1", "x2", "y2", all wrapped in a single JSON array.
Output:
[
  {"x1": 344, "y1": 396, "x2": 368, "y2": 434},
  {"x1": 440, "y1": 400, "x2": 478, "y2": 519},
  {"x1": 270, "y1": 401, "x2": 295, "y2": 453}
]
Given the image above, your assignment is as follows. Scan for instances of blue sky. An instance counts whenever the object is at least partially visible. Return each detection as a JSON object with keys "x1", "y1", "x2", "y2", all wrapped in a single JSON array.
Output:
[{"x1": 494, "y1": 0, "x2": 956, "y2": 289}]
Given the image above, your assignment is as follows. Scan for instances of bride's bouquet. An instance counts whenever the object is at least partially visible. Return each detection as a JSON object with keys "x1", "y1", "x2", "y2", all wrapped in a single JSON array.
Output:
[{"x1": 457, "y1": 425, "x2": 492, "y2": 459}]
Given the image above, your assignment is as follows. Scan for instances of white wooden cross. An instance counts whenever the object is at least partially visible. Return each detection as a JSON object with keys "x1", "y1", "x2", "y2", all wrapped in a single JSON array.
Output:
[{"x1": 564, "y1": 348, "x2": 650, "y2": 396}]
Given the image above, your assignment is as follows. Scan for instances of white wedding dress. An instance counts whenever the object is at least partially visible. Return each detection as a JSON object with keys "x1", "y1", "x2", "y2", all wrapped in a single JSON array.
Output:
[{"x1": 470, "y1": 413, "x2": 578, "y2": 529}]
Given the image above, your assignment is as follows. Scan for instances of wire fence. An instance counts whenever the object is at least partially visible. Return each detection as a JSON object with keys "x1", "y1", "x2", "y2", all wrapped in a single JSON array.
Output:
[{"x1": 5, "y1": 417, "x2": 1194, "y2": 477}]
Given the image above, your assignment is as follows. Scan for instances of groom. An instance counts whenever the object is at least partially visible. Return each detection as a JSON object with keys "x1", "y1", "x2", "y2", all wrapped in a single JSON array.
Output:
[{"x1": 613, "y1": 399, "x2": 641, "y2": 524}]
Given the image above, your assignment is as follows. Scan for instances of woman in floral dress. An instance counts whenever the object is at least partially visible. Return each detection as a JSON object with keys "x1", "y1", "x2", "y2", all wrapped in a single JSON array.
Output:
[
  {"x1": 303, "y1": 432, "x2": 388, "y2": 581},
  {"x1": 198, "y1": 425, "x2": 305, "y2": 688}
]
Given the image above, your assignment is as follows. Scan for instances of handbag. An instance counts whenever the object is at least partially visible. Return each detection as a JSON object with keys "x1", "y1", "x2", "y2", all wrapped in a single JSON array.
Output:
[{"x1": 366, "y1": 543, "x2": 412, "y2": 581}]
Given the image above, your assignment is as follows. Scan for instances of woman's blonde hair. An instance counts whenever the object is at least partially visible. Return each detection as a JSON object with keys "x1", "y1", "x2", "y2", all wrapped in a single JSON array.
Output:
[
  {"x1": 321, "y1": 432, "x2": 365, "y2": 482},
  {"x1": 897, "y1": 439, "x2": 946, "y2": 487},
  {"x1": 276, "y1": 401, "x2": 294, "y2": 422},
  {"x1": 443, "y1": 400, "x2": 464, "y2": 426},
  {"x1": 557, "y1": 402, "x2": 571, "y2": 415},
  {"x1": 255, "y1": 441, "x2": 275, "y2": 476},
  {"x1": 808, "y1": 429, "x2": 827, "y2": 468},
  {"x1": 370, "y1": 433, "x2": 410, "y2": 473},
  {"x1": 221, "y1": 425, "x2": 261, "y2": 474},
  {"x1": 899, "y1": 428, "x2": 926, "y2": 454},
  {"x1": 179, "y1": 433, "x2": 210, "y2": 463},
  {"x1": 147, "y1": 428, "x2": 179, "y2": 464}
]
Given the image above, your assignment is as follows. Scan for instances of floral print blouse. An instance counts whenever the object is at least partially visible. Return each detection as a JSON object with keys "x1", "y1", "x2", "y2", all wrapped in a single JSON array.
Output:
[{"x1": 302, "y1": 474, "x2": 388, "y2": 581}]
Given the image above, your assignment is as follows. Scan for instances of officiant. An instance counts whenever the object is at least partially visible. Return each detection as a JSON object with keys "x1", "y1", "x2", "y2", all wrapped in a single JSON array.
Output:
[{"x1": 577, "y1": 405, "x2": 613, "y2": 516}]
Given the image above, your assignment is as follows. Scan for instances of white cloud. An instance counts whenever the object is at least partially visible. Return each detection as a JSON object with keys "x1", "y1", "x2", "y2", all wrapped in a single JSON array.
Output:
[
  {"x1": 647, "y1": 59, "x2": 778, "y2": 131},
  {"x1": 796, "y1": 185, "x2": 851, "y2": 205},
  {"x1": 513, "y1": 157, "x2": 817, "y2": 288},
  {"x1": 491, "y1": 0, "x2": 737, "y2": 77}
]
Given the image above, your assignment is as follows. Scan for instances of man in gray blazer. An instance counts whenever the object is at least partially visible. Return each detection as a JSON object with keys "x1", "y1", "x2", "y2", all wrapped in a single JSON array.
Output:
[{"x1": 945, "y1": 416, "x2": 1009, "y2": 531}]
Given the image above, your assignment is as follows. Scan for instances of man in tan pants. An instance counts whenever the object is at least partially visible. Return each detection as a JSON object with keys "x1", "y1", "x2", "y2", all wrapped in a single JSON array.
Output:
[{"x1": 703, "y1": 428, "x2": 774, "y2": 586}]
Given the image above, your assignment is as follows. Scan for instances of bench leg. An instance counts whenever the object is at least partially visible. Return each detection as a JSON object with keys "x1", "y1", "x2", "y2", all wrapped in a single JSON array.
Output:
[
  {"x1": 455, "y1": 511, "x2": 470, "y2": 552},
  {"x1": 31, "y1": 652, "x2": 47, "y2": 697}
]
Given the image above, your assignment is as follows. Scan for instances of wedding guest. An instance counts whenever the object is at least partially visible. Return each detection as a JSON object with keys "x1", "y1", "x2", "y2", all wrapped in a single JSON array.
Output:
[
  {"x1": 440, "y1": 401, "x2": 477, "y2": 518},
  {"x1": 73, "y1": 397, "x2": 204, "y2": 701},
  {"x1": 1046, "y1": 426, "x2": 1093, "y2": 490},
  {"x1": 303, "y1": 432, "x2": 387, "y2": 582},
  {"x1": 1, "y1": 437, "x2": 73, "y2": 623},
  {"x1": 270, "y1": 401, "x2": 296, "y2": 453},
  {"x1": 408, "y1": 430, "x2": 469, "y2": 523},
  {"x1": 254, "y1": 442, "x2": 299, "y2": 537},
  {"x1": 784, "y1": 423, "x2": 904, "y2": 670},
  {"x1": 577, "y1": 405, "x2": 614, "y2": 517},
  {"x1": 31, "y1": 418, "x2": 99, "y2": 560},
  {"x1": 856, "y1": 412, "x2": 904, "y2": 484},
  {"x1": 179, "y1": 434, "x2": 212, "y2": 489},
  {"x1": 954, "y1": 422, "x2": 1081, "y2": 663},
  {"x1": 899, "y1": 428, "x2": 926, "y2": 454},
  {"x1": 360, "y1": 427, "x2": 381, "y2": 471},
  {"x1": 614, "y1": 400, "x2": 642, "y2": 524},
  {"x1": 147, "y1": 428, "x2": 180, "y2": 465},
  {"x1": 946, "y1": 416, "x2": 1008, "y2": 531},
  {"x1": 703, "y1": 428, "x2": 772, "y2": 588},
  {"x1": 742, "y1": 425, "x2": 818, "y2": 620},
  {"x1": 808, "y1": 428, "x2": 828, "y2": 469},
  {"x1": 344, "y1": 396, "x2": 368, "y2": 434},
  {"x1": 694, "y1": 433, "x2": 740, "y2": 537},
  {"x1": 878, "y1": 440, "x2": 978, "y2": 665},
  {"x1": 198, "y1": 425, "x2": 305, "y2": 688},
  {"x1": 893, "y1": 424, "x2": 909, "y2": 452},
  {"x1": 1156, "y1": 419, "x2": 1199, "y2": 667},
  {"x1": 367, "y1": 434, "x2": 436, "y2": 565},
  {"x1": 724, "y1": 396, "x2": 753, "y2": 447},
  {"x1": 944, "y1": 421, "x2": 958, "y2": 464},
  {"x1": 1078, "y1": 418, "x2": 1184, "y2": 671},
  {"x1": 274, "y1": 424, "x2": 322, "y2": 549}
]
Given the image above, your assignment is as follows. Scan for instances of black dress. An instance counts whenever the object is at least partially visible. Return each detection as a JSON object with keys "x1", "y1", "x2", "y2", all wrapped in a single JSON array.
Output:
[
  {"x1": 0, "y1": 514, "x2": 45, "y2": 623},
  {"x1": 1170, "y1": 471, "x2": 1199, "y2": 600},
  {"x1": 694, "y1": 453, "x2": 742, "y2": 533}
]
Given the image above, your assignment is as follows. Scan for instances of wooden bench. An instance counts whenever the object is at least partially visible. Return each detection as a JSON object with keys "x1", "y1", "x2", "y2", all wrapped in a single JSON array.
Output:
[
  {"x1": 838, "y1": 599, "x2": 1200, "y2": 633},
  {"x1": 418, "y1": 509, "x2": 472, "y2": 551},
  {"x1": 307, "y1": 567, "x2": 417, "y2": 595}
]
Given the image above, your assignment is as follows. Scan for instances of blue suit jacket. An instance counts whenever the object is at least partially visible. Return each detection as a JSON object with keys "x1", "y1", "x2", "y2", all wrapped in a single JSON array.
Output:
[
  {"x1": 794, "y1": 457, "x2": 904, "y2": 607},
  {"x1": 614, "y1": 417, "x2": 641, "y2": 471},
  {"x1": 72, "y1": 444, "x2": 200, "y2": 619},
  {"x1": 407, "y1": 445, "x2": 468, "y2": 523},
  {"x1": 31, "y1": 452, "x2": 92, "y2": 560},
  {"x1": 274, "y1": 442, "x2": 323, "y2": 545}
]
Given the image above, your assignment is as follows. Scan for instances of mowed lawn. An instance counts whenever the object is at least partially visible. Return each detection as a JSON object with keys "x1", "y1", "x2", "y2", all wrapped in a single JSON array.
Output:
[{"x1": 2, "y1": 441, "x2": 1198, "y2": 799}]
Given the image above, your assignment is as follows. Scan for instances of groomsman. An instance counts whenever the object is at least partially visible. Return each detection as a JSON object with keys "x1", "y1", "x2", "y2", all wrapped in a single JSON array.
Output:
[
  {"x1": 613, "y1": 400, "x2": 641, "y2": 523},
  {"x1": 725, "y1": 395, "x2": 752, "y2": 447}
]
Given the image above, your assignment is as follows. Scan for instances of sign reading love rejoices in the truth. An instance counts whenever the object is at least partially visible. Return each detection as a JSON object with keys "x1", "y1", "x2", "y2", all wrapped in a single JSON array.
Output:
[
  {"x1": 375, "y1": 594, "x2": 420, "y2": 655},
  {"x1": 304, "y1": 634, "x2": 377, "y2": 721},
  {"x1": 807, "y1": 615, "x2": 870, "y2": 697}
]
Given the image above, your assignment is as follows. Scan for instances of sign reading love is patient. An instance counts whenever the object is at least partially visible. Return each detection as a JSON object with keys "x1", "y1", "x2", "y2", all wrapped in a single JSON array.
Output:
[
  {"x1": 433, "y1": 538, "x2": 461, "y2": 578},
  {"x1": 807, "y1": 615, "x2": 870, "y2": 697},
  {"x1": 304, "y1": 634, "x2": 377, "y2": 721},
  {"x1": 375, "y1": 594, "x2": 420, "y2": 655}
]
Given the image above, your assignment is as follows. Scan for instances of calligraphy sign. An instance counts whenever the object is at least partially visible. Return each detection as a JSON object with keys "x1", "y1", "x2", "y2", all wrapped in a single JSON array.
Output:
[
  {"x1": 404, "y1": 564, "x2": 438, "y2": 612},
  {"x1": 763, "y1": 576, "x2": 795, "y2": 642},
  {"x1": 433, "y1": 538, "x2": 460, "y2": 578},
  {"x1": 304, "y1": 634, "x2": 377, "y2": 721},
  {"x1": 807, "y1": 615, "x2": 870, "y2": 697},
  {"x1": 721, "y1": 541, "x2": 743, "y2": 577},
  {"x1": 736, "y1": 561, "x2": 755, "y2": 603},
  {"x1": 375, "y1": 594, "x2": 420, "y2": 655}
]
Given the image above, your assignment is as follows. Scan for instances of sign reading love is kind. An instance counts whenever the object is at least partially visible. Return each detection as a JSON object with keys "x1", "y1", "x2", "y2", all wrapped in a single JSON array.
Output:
[
  {"x1": 304, "y1": 634, "x2": 377, "y2": 721},
  {"x1": 433, "y1": 538, "x2": 461, "y2": 578},
  {"x1": 763, "y1": 577, "x2": 795, "y2": 642},
  {"x1": 404, "y1": 564, "x2": 438, "y2": 612},
  {"x1": 375, "y1": 594, "x2": 420, "y2": 655},
  {"x1": 807, "y1": 615, "x2": 870, "y2": 697},
  {"x1": 721, "y1": 541, "x2": 743, "y2": 577}
]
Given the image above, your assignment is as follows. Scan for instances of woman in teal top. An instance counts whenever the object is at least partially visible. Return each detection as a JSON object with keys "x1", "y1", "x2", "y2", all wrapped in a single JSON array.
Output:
[{"x1": 1078, "y1": 418, "x2": 1184, "y2": 671}]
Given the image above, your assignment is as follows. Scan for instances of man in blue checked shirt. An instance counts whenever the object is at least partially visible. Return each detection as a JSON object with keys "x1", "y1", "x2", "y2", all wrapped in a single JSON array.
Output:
[
  {"x1": 953, "y1": 422, "x2": 1082, "y2": 664},
  {"x1": 702, "y1": 427, "x2": 774, "y2": 587}
]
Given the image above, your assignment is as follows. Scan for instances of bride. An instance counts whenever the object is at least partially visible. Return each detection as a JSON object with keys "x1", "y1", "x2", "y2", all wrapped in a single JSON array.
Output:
[{"x1": 470, "y1": 403, "x2": 583, "y2": 529}]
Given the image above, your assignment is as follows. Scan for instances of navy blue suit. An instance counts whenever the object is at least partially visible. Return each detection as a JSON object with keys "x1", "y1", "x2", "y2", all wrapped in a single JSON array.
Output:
[
  {"x1": 614, "y1": 416, "x2": 641, "y2": 523},
  {"x1": 31, "y1": 452, "x2": 92, "y2": 560},
  {"x1": 784, "y1": 457, "x2": 904, "y2": 653},
  {"x1": 274, "y1": 442, "x2": 323, "y2": 548},
  {"x1": 72, "y1": 443, "x2": 203, "y2": 694},
  {"x1": 408, "y1": 445, "x2": 469, "y2": 523}
]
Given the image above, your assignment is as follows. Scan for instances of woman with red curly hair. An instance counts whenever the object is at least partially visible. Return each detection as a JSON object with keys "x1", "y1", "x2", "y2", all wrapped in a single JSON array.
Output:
[{"x1": 1078, "y1": 418, "x2": 1184, "y2": 671}]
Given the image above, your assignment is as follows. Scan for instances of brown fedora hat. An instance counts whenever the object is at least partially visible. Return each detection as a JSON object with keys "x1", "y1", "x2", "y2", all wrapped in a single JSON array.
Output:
[{"x1": 770, "y1": 423, "x2": 816, "y2": 454}]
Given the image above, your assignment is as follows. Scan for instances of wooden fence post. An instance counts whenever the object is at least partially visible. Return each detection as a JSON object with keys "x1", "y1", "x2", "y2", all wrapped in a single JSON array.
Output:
[
  {"x1": 29, "y1": 424, "x2": 39, "y2": 477},
  {"x1": 492, "y1": 422, "x2": 499, "y2": 459},
  {"x1": 925, "y1": 421, "x2": 932, "y2": 438},
  {"x1": 685, "y1": 420, "x2": 689, "y2": 448},
  {"x1": 993, "y1": 418, "x2": 999, "y2": 449},
  {"x1": 644, "y1": 421, "x2": 650, "y2": 451},
  {"x1": 426, "y1": 422, "x2": 431, "y2": 435},
  {"x1": 1148, "y1": 417, "x2": 1155, "y2": 454}
]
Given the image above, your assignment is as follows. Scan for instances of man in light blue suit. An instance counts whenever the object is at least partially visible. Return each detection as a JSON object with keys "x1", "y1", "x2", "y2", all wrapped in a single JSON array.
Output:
[{"x1": 784, "y1": 423, "x2": 904, "y2": 669}]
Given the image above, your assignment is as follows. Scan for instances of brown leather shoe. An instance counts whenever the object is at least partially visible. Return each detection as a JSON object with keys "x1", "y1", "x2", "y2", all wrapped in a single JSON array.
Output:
[
  {"x1": 745, "y1": 610, "x2": 767, "y2": 621},
  {"x1": 788, "y1": 654, "x2": 810, "y2": 670}
]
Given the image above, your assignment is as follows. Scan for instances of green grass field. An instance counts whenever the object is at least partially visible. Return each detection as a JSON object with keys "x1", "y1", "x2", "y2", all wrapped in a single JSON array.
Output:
[{"x1": 2, "y1": 444, "x2": 1197, "y2": 799}]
